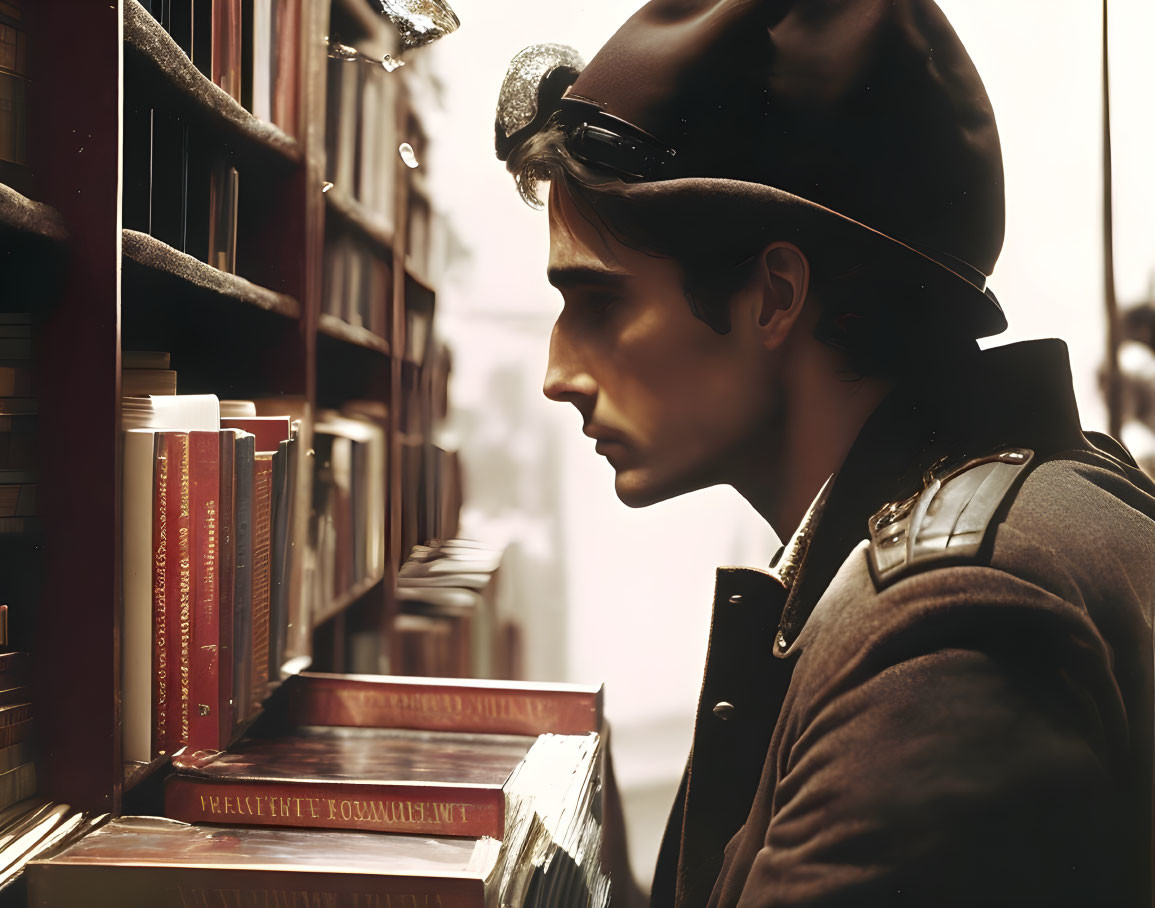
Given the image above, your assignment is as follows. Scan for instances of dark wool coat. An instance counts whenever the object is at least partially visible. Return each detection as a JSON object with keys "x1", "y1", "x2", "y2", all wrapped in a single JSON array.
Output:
[{"x1": 650, "y1": 340, "x2": 1155, "y2": 907}]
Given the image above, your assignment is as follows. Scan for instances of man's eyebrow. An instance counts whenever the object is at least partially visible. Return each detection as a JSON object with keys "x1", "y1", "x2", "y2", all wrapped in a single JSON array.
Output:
[{"x1": 546, "y1": 265, "x2": 630, "y2": 289}]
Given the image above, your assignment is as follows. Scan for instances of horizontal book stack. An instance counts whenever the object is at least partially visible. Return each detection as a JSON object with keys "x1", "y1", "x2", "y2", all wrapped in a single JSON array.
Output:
[
  {"x1": 29, "y1": 674, "x2": 610, "y2": 906},
  {"x1": 310, "y1": 408, "x2": 387, "y2": 621},
  {"x1": 396, "y1": 540, "x2": 517, "y2": 680},
  {"x1": 0, "y1": 0, "x2": 29, "y2": 195},
  {"x1": 0, "y1": 314, "x2": 36, "y2": 537},
  {"x1": 0, "y1": 799, "x2": 106, "y2": 897},
  {"x1": 121, "y1": 365, "x2": 303, "y2": 763},
  {"x1": 0, "y1": 645, "x2": 34, "y2": 816}
]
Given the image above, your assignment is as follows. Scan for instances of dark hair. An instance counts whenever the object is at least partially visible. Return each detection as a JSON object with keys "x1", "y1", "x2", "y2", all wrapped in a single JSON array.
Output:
[{"x1": 508, "y1": 122, "x2": 978, "y2": 381}]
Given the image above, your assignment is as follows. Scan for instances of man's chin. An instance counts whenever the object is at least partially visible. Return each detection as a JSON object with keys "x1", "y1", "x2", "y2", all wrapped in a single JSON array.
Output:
[{"x1": 613, "y1": 468, "x2": 691, "y2": 509}]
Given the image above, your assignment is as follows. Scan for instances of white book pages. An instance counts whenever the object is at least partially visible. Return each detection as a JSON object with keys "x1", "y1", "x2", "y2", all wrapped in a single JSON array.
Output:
[{"x1": 147, "y1": 394, "x2": 220, "y2": 431}]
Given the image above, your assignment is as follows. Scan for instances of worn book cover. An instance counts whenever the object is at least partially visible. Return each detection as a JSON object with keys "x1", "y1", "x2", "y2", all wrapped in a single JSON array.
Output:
[
  {"x1": 249, "y1": 452, "x2": 273, "y2": 712},
  {"x1": 164, "y1": 432, "x2": 192, "y2": 753},
  {"x1": 165, "y1": 726, "x2": 535, "y2": 837},
  {"x1": 27, "y1": 816, "x2": 502, "y2": 908},
  {"x1": 216, "y1": 430, "x2": 237, "y2": 742},
  {"x1": 231, "y1": 431, "x2": 254, "y2": 731}
]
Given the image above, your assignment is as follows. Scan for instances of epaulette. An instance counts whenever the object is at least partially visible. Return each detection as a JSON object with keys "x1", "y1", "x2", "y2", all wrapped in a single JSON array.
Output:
[{"x1": 867, "y1": 448, "x2": 1035, "y2": 590}]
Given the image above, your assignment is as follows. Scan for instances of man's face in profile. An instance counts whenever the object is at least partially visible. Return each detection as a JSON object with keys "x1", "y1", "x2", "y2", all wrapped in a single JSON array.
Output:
[{"x1": 543, "y1": 183, "x2": 782, "y2": 508}]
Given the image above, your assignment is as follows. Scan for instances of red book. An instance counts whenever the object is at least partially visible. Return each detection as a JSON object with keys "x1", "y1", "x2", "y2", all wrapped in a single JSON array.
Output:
[
  {"x1": 163, "y1": 433, "x2": 192, "y2": 753},
  {"x1": 151, "y1": 436, "x2": 170, "y2": 756},
  {"x1": 188, "y1": 431, "x2": 220, "y2": 751},
  {"x1": 166, "y1": 727, "x2": 533, "y2": 837},
  {"x1": 288, "y1": 673, "x2": 604, "y2": 738},
  {"x1": 271, "y1": 0, "x2": 301, "y2": 136},
  {"x1": 217, "y1": 430, "x2": 237, "y2": 742},
  {"x1": 210, "y1": 0, "x2": 242, "y2": 102},
  {"x1": 220, "y1": 417, "x2": 289, "y2": 456},
  {"x1": 27, "y1": 817, "x2": 503, "y2": 908},
  {"x1": 249, "y1": 452, "x2": 273, "y2": 712}
]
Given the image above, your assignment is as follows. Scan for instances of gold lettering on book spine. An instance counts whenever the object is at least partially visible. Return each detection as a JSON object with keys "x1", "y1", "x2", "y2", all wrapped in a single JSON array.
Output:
[
  {"x1": 328, "y1": 687, "x2": 552, "y2": 727},
  {"x1": 196, "y1": 791, "x2": 474, "y2": 830},
  {"x1": 154, "y1": 451, "x2": 169, "y2": 749},
  {"x1": 179, "y1": 437, "x2": 192, "y2": 742}
]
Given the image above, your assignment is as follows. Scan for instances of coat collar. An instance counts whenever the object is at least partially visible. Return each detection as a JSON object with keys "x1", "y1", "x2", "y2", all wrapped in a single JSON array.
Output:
[{"x1": 770, "y1": 338, "x2": 1087, "y2": 654}]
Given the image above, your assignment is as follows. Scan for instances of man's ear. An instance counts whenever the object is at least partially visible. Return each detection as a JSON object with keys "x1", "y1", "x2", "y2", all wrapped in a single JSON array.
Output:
[{"x1": 754, "y1": 242, "x2": 810, "y2": 350}]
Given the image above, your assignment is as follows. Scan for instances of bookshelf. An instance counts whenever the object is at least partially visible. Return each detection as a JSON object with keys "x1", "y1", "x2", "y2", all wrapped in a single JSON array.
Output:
[{"x1": 3, "y1": 0, "x2": 441, "y2": 821}]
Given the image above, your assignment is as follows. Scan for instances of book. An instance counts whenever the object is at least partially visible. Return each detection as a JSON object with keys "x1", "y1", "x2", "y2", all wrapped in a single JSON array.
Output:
[
  {"x1": 28, "y1": 817, "x2": 504, "y2": 908},
  {"x1": 207, "y1": 160, "x2": 239, "y2": 273},
  {"x1": 164, "y1": 432, "x2": 193, "y2": 753},
  {"x1": 149, "y1": 108, "x2": 190, "y2": 253},
  {"x1": 0, "y1": 740, "x2": 31, "y2": 775},
  {"x1": 166, "y1": 726, "x2": 536, "y2": 836},
  {"x1": 187, "y1": 430, "x2": 220, "y2": 750},
  {"x1": 220, "y1": 416, "x2": 289, "y2": 453},
  {"x1": 151, "y1": 434, "x2": 171, "y2": 757},
  {"x1": 249, "y1": 452, "x2": 273, "y2": 711},
  {"x1": 270, "y1": 0, "x2": 300, "y2": 136},
  {"x1": 216, "y1": 430, "x2": 237, "y2": 741},
  {"x1": 0, "y1": 762, "x2": 34, "y2": 811},
  {"x1": 0, "y1": 702, "x2": 31, "y2": 749},
  {"x1": 286, "y1": 673, "x2": 604, "y2": 738},
  {"x1": 231, "y1": 431, "x2": 255, "y2": 730},
  {"x1": 210, "y1": 0, "x2": 242, "y2": 102},
  {"x1": 122, "y1": 428, "x2": 163, "y2": 762}
]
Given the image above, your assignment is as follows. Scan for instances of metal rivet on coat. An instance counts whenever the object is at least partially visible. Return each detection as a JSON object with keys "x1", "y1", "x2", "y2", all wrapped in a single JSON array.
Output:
[
  {"x1": 728, "y1": 593, "x2": 743, "y2": 605},
  {"x1": 712, "y1": 701, "x2": 735, "y2": 720},
  {"x1": 999, "y1": 449, "x2": 1028, "y2": 464}
]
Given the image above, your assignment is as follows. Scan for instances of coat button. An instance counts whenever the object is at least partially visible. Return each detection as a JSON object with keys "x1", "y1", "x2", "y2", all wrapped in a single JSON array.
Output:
[
  {"x1": 728, "y1": 593, "x2": 743, "y2": 604},
  {"x1": 712, "y1": 701, "x2": 735, "y2": 720}
]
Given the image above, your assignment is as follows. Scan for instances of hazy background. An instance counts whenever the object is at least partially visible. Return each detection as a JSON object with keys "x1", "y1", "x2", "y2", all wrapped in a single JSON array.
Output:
[{"x1": 406, "y1": 0, "x2": 1155, "y2": 889}]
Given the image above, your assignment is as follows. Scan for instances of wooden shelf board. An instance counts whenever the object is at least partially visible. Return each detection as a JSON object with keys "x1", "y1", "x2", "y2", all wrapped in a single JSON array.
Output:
[
  {"x1": 0, "y1": 184, "x2": 68, "y2": 243},
  {"x1": 123, "y1": 230, "x2": 302, "y2": 320},
  {"x1": 313, "y1": 574, "x2": 385, "y2": 627},
  {"x1": 124, "y1": 0, "x2": 302, "y2": 167},
  {"x1": 404, "y1": 259, "x2": 435, "y2": 295},
  {"x1": 324, "y1": 188, "x2": 395, "y2": 254},
  {"x1": 318, "y1": 312, "x2": 391, "y2": 355}
]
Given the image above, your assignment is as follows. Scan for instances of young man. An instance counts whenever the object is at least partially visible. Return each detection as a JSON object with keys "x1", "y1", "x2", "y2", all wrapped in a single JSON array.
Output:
[{"x1": 495, "y1": 1, "x2": 1155, "y2": 905}]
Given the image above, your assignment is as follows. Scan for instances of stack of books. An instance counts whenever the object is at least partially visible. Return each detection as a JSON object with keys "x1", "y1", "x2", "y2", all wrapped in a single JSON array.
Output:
[
  {"x1": 28, "y1": 673, "x2": 612, "y2": 907},
  {"x1": 0, "y1": 800, "x2": 104, "y2": 897},
  {"x1": 396, "y1": 540, "x2": 515, "y2": 679},
  {"x1": 120, "y1": 357, "x2": 304, "y2": 763},
  {"x1": 0, "y1": 646, "x2": 34, "y2": 816},
  {"x1": 0, "y1": 314, "x2": 35, "y2": 537}
]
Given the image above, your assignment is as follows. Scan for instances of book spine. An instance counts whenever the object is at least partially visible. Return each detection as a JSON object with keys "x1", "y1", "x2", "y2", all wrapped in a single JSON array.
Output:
[
  {"x1": 210, "y1": 0, "x2": 243, "y2": 102},
  {"x1": 232, "y1": 434, "x2": 254, "y2": 730},
  {"x1": 267, "y1": 438, "x2": 289, "y2": 683},
  {"x1": 0, "y1": 761, "x2": 35, "y2": 811},
  {"x1": 164, "y1": 433, "x2": 192, "y2": 752},
  {"x1": 165, "y1": 777, "x2": 505, "y2": 838},
  {"x1": 188, "y1": 431, "x2": 220, "y2": 751},
  {"x1": 151, "y1": 436, "x2": 169, "y2": 758},
  {"x1": 249, "y1": 453, "x2": 273, "y2": 711},
  {"x1": 0, "y1": 719, "x2": 31, "y2": 749},
  {"x1": 288, "y1": 676, "x2": 602, "y2": 737},
  {"x1": 217, "y1": 431, "x2": 236, "y2": 742},
  {"x1": 27, "y1": 864, "x2": 487, "y2": 908},
  {"x1": 271, "y1": 0, "x2": 300, "y2": 136}
]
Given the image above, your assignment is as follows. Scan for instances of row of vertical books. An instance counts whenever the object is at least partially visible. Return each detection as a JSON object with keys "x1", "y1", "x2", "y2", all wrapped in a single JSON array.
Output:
[
  {"x1": 324, "y1": 48, "x2": 399, "y2": 223},
  {"x1": 311, "y1": 406, "x2": 388, "y2": 615},
  {"x1": 123, "y1": 103, "x2": 241, "y2": 273},
  {"x1": 120, "y1": 353, "x2": 302, "y2": 762},
  {"x1": 0, "y1": 314, "x2": 35, "y2": 535},
  {"x1": 321, "y1": 228, "x2": 393, "y2": 337},
  {"x1": 397, "y1": 540, "x2": 517, "y2": 680},
  {"x1": 137, "y1": 0, "x2": 300, "y2": 133},
  {"x1": 28, "y1": 673, "x2": 612, "y2": 906}
]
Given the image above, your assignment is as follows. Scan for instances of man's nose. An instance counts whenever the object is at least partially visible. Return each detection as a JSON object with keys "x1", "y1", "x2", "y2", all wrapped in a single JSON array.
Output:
[{"x1": 543, "y1": 321, "x2": 597, "y2": 408}]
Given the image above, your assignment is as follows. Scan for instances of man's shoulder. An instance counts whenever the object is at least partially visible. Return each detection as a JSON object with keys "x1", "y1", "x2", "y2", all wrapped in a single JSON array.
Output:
[{"x1": 792, "y1": 445, "x2": 1155, "y2": 668}]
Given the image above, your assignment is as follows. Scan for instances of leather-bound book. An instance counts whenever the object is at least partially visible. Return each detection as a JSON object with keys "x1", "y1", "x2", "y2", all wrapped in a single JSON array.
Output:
[
  {"x1": 249, "y1": 451, "x2": 273, "y2": 712},
  {"x1": 216, "y1": 430, "x2": 237, "y2": 742},
  {"x1": 231, "y1": 431, "x2": 254, "y2": 730},
  {"x1": 188, "y1": 431, "x2": 220, "y2": 751},
  {"x1": 27, "y1": 817, "x2": 503, "y2": 908},
  {"x1": 165, "y1": 727, "x2": 535, "y2": 837},
  {"x1": 287, "y1": 673, "x2": 604, "y2": 738},
  {"x1": 0, "y1": 702, "x2": 32, "y2": 749},
  {"x1": 267, "y1": 435, "x2": 291, "y2": 683},
  {"x1": 163, "y1": 432, "x2": 192, "y2": 753}
]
